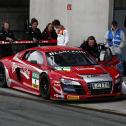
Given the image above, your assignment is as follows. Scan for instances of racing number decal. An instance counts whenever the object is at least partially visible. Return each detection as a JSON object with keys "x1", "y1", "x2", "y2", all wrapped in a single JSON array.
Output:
[{"x1": 32, "y1": 72, "x2": 39, "y2": 89}]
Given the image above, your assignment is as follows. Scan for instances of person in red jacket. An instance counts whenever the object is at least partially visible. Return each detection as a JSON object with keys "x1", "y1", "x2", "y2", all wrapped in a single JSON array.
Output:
[{"x1": 41, "y1": 23, "x2": 57, "y2": 40}]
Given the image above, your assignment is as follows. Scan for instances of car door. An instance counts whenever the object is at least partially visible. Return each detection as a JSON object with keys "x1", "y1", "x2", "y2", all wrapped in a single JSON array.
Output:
[
  {"x1": 18, "y1": 50, "x2": 44, "y2": 92},
  {"x1": 98, "y1": 45, "x2": 120, "y2": 67}
]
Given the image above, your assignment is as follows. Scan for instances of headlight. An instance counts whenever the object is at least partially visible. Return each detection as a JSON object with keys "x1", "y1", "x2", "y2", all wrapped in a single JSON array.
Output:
[
  {"x1": 61, "y1": 78, "x2": 81, "y2": 86},
  {"x1": 115, "y1": 78, "x2": 121, "y2": 84}
]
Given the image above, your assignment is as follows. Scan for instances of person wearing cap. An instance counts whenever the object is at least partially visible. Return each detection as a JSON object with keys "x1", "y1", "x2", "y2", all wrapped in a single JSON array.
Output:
[
  {"x1": 52, "y1": 19, "x2": 69, "y2": 46},
  {"x1": 105, "y1": 20, "x2": 126, "y2": 74}
]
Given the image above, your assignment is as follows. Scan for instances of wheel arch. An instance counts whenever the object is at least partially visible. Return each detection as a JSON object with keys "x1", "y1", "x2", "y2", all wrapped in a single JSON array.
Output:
[
  {"x1": 0, "y1": 62, "x2": 10, "y2": 87},
  {"x1": 39, "y1": 72, "x2": 48, "y2": 77},
  {"x1": 39, "y1": 72, "x2": 51, "y2": 86},
  {"x1": 39, "y1": 71, "x2": 51, "y2": 99}
]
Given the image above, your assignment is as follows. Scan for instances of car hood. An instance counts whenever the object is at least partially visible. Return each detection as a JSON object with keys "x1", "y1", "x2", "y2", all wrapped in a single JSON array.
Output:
[{"x1": 53, "y1": 65, "x2": 107, "y2": 78}]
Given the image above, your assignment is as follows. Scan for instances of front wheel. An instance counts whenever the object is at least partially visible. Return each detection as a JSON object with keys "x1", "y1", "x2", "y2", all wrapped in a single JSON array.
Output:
[
  {"x1": 39, "y1": 73, "x2": 50, "y2": 100},
  {"x1": 0, "y1": 63, "x2": 7, "y2": 88}
]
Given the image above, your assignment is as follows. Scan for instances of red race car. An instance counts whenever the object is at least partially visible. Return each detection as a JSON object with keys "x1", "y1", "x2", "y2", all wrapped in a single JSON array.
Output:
[{"x1": 0, "y1": 46, "x2": 123, "y2": 100}]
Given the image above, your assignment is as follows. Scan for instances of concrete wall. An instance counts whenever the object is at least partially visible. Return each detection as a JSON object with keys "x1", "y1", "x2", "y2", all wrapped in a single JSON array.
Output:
[{"x1": 30, "y1": 0, "x2": 114, "y2": 46}]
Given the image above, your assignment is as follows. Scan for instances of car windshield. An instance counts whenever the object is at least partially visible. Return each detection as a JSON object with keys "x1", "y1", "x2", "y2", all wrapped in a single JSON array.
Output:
[{"x1": 46, "y1": 50, "x2": 97, "y2": 67}]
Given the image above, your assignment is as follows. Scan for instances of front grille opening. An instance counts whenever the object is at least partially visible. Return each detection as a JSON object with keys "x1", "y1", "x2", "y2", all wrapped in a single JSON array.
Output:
[{"x1": 87, "y1": 81, "x2": 112, "y2": 95}]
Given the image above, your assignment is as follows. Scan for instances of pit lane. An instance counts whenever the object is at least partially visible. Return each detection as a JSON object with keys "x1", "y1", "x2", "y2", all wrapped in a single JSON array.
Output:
[{"x1": 0, "y1": 77, "x2": 126, "y2": 117}]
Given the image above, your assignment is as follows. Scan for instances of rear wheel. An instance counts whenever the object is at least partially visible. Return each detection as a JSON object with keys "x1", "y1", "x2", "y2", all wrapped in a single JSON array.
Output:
[
  {"x1": 0, "y1": 63, "x2": 7, "y2": 88},
  {"x1": 39, "y1": 73, "x2": 50, "y2": 100}
]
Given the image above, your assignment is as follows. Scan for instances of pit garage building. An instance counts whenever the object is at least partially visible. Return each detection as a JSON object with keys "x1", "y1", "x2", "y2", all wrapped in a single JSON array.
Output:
[
  {"x1": 0, "y1": 0, "x2": 126, "y2": 46},
  {"x1": 30, "y1": 0, "x2": 126, "y2": 46}
]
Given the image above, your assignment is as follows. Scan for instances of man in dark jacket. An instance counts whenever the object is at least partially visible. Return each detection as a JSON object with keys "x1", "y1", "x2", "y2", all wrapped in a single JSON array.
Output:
[
  {"x1": 0, "y1": 21, "x2": 15, "y2": 57},
  {"x1": 25, "y1": 18, "x2": 42, "y2": 48},
  {"x1": 0, "y1": 21, "x2": 15, "y2": 41},
  {"x1": 25, "y1": 18, "x2": 42, "y2": 41}
]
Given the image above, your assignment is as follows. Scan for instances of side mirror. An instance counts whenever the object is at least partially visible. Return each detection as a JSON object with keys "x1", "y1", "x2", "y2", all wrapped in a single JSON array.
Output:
[
  {"x1": 99, "y1": 48, "x2": 112, "y2": 61},
  {"x1": 99, "y1": 50, "x2": 105, "y2": 61},
  {"x1": 30, "y1": 60, "x2": 37, "y2": 64}
]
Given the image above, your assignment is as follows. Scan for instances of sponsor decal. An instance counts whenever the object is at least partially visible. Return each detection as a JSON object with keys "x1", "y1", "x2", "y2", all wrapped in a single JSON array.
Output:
[
  {"x1": 53, "y1": 86, "x2": 63, "y2": 94},
  {"x1": 48, "y1": 50, "x2": 85, "y2": 56},
  {"x1": 77, "y1": 67, "x2": 96, "y2": 71},
  {"x1": 67, "y1": 95, "x2": 79, "y2": 100},
  {"x1": 54, "y1": 94, "x2": 64, "y2": 99},
  {"x1": 20, "y1": 68, "x2": 30, "y2": 80},
  {"x1": 80, "y1": 74, "x2": 112, "y2": 83},
  {"x1": 54, "y1": 67, "x2": 71, "y2": 71},
  {"x1": 12, "y1": 62, "x2": 30, "y2": 79},
  {"x1": 32, "y1": 72, "x2": 39, "y2": 88},
  {"x1": 53, "y1": 84, "x2": 64, "y2": 99},
  {"x1": 12, "y1": 62, "x2": 18, "y2": 73}
]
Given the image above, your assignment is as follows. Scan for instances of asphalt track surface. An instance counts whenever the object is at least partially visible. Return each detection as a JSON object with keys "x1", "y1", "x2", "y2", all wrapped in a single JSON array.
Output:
[
  {"x1": 0, "y1": 89, "x2": 126, "y2": 126},
  {"x1": 0, "y1": 77, "x2": 126, "y2": 126}
]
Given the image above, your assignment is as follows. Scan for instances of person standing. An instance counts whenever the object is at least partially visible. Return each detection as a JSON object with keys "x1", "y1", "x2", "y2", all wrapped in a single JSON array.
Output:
[
  {"x1": 26, "y1": 18, "x2": 42, "y2": 42},
  {"x1": 0, "y1": 21, "x2": 15, "y2": 57},
  {"x1": 105, "y1": 20, "x2": 126, "y2": 74},
  {"x1": 0, "y1": 21, "x2": 15, "y2": 42},
  {"x1": 41, "y1": 23, "x2": 57, "y2": 40},
  {"x1": 52, "y1": 19, "x2": 69, "y2": 46}
]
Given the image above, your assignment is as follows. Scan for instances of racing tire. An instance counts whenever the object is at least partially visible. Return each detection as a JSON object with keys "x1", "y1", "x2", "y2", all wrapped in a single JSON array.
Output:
[
  {"x1": 39, "y1": 73, "x2": 50, "y2": 100},
  {"x1": 0, "y1": 63, "x2": 7, "y2": 88}
]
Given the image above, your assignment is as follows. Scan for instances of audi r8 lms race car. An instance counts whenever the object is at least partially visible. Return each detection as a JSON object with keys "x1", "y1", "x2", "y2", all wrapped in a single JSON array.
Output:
[{"x1": 0, "y1": 46, "x2": 124, "y2": 100}]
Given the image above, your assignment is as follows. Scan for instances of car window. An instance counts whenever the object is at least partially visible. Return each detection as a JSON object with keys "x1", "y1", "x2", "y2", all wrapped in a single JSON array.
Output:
[
  {"x1": 25, "y1": 50, "x2": 43, "y2": 64},
  {"x1": 46, "y1": 50, "x2": 97, "y2": 67}
]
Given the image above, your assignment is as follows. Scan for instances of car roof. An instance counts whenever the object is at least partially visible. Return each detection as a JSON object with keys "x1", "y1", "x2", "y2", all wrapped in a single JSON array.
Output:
[{"x1": 29, "y1": 46, "x2": 81, "y2": 52}]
